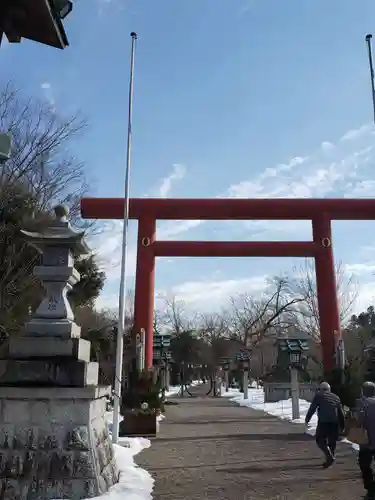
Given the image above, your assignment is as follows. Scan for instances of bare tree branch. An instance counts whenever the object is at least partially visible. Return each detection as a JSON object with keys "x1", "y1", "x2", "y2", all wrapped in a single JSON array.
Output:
[
  {"x1": 228, "y1": 276, "x2": 306, "y2": 350},
  {"x1": 290, "y1": 259, "x2": 359, "y2": 341},
  {"x1": 0, "y1": 83, "x2": 92, "y2": 335},
  {"x1": 162, "y1": 295, "x2": 197, "y2": 336}
]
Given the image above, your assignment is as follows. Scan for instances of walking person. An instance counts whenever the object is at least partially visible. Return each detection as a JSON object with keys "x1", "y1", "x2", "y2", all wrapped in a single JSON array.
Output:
[
  {"x1": 356, "y1": 381, "x2": 375, "y2": 499},
  {"x1": 305, "y1": 381, "x2": 345, "y2": 468}
]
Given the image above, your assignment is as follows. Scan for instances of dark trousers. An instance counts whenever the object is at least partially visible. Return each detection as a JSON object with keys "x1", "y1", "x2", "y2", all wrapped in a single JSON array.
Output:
[
  {"x1": 359, "y1": 446, "x2": 375, "y2": 492},
  {"x1": 315, "y1": 422, "x2": 339, "y2": 458}
]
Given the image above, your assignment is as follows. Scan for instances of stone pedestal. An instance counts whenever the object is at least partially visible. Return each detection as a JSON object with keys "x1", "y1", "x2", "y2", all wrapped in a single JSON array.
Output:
[
  {"x1": 263, "y1": 381, "x2": 317, "y2": 403},
  {"x1": 0, "y1": 387, "x2": 118, "y2": 499},
  {"x1": 119, "y1": 410, "x2": 157, "y2": 438},
  {"x1": 0, "y1": 205, "x2": 119, "y2": 499}
]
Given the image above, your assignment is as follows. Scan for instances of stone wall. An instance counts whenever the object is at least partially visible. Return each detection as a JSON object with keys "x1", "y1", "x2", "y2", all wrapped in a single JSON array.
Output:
[
  {"x1": 264, "y1": 382, "x2": 317, "y2": 403},
  {"x1": 0, "y1": 387, "x2": 117, "y2": 500}
]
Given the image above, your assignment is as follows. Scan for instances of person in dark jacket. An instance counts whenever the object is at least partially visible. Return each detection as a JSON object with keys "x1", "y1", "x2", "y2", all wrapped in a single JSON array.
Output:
[
  {"x1": 356, "y1": 381, "x2": 375, "y2": 499},
  {"x1": 305, "y1": 381, "x2": 345, "y2": 468}
]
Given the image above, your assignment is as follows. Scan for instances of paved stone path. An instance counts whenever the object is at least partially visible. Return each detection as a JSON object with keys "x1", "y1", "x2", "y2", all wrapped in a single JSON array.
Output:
[{"x1": 137, "y1": 385, "x2": 365, "y2": 500}]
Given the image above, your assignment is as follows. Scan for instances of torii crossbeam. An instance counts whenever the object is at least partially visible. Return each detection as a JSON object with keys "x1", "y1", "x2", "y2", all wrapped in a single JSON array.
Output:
[{"x1": 81, "y1": 197, "x2": 375, "y2": 374}]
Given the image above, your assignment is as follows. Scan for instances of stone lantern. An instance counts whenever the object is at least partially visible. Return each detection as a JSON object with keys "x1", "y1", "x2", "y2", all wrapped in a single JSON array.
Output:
[
  {"x1": 22, "y1": 204, "x2": 90, "y2": 342},
  {"x1": 277, "y1": 328, "x2": 310, "y2": 420},
  {"x1": 0, "y1": 205, "x2": 119, "y2": 499}
]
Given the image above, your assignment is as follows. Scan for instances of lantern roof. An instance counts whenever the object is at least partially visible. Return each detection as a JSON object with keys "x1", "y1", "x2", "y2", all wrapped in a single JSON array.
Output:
[
  {"x1": 21, "y1": 205, "x2": 89, "y2": 255},
  {"x1": 277, "y1": 326, "x2": 310, "y2": 352}
]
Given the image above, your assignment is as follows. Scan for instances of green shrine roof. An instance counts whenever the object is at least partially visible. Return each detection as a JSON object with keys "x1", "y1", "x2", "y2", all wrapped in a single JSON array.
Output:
[{"x1": 278, "y1": 339, "x2": 309, "y2": 352}]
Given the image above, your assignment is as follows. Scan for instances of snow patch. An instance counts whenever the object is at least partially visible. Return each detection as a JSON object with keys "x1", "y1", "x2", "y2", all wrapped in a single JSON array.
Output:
[
  {"x1": 53, "y1": 413, "x2": 154, "y2": 500},
  {"x1": 221, "y1": 386, "x2": 359, "y2": 451}
]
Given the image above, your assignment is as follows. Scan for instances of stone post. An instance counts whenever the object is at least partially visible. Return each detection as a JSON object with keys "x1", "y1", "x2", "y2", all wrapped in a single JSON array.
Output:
[
  {"x1": 224, "y1": 370, "x2": 229, "y2": 392},
  {"x1": 0, "y1": 205, "x2": 119, "y2": 499},
  {"x1": 165, "y1": 365, "x2": 170, "y2": 391},
  {"x1": 243, "y1": 370, "x2": 249, "y2": 400},
  {"x1": 290, "y1": 367, "x2": 300, "y2": 420}
]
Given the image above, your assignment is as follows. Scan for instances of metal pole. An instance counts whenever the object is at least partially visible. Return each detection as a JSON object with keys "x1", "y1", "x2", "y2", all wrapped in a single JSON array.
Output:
[
  {"x1": 365, "y1": 34, "x2": 375, "y2": 124},
  {"x1": 290, "y1": 367, "x2": 300, "y2": 420},
  {"x1": 112, "y1": 31, "x2": 138, "y2": 445},
  {"x1": 181, "y1": 363, "x2": 184, "y2": 397},
  {"x1": 140, "y1": 328, "x2": 145, "y2": 372},
  {"x1": 243, "y1": 370, "x2": 249, "y2": 399},
  {"x1": 165, "y1": 362, "x2": 170, "y2": 390}
]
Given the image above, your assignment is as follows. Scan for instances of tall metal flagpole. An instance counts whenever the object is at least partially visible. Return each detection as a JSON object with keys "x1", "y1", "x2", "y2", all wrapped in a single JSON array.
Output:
[
  {"x1": 112, "y1": 31, "x2": 138, "y2": 445},
  {"x1": 365, "y1": 34, "x2": 375, "y2": 124}
]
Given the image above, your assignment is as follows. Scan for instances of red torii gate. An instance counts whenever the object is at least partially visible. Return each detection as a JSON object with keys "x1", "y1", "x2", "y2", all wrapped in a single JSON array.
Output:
[{"x1": 80, "y1": 197, "x2": 375, "y2": 374}]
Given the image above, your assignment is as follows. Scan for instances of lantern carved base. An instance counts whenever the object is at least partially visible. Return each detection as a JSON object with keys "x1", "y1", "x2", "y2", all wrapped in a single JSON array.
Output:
[
  {"x1": 0, "y1": 386, "x2": 118, "y2": 500},
  {"x1": 0, "y1": 359, "x2": 99, "y2": 387},
  {"x1": 24, "y1": 319, "x2": 81, "y2": 338},
  {"x1": 5, "y1": 337, "x2": 91, "y2": 361}
]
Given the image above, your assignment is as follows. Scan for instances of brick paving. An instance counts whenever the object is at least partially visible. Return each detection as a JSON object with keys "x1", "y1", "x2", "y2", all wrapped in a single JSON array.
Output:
[{"x1": 136, "y1": 384, "x2": 365, "y2": 500}]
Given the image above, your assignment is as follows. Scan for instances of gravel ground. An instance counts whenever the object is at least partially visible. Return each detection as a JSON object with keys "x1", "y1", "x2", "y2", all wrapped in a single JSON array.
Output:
[{"x1": 136, "y1": 385, "x2": 365, "y2": 500}]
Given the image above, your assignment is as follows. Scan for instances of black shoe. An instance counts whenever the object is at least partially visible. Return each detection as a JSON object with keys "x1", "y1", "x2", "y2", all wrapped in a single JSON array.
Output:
[
  {"x1": 365, "y1": 483, "x2": 375, "y2": 499},
  {"x1": 322, "y1": 455, "x2": 335, "y2": 468}
]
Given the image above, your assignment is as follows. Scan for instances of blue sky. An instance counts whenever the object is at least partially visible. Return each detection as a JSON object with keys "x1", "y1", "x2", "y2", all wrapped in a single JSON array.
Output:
[{"x1": 3, "y1": 0, "x2": 375, "y2": 315}]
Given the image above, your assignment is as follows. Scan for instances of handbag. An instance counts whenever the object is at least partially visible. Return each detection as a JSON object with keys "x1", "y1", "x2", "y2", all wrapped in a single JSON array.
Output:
[
  {"x1": 346, "y1": 426, "x2": 368, "y2": 445},
  {"x1": 345, "y1": 412, "x2": 369, "y2": 445}
]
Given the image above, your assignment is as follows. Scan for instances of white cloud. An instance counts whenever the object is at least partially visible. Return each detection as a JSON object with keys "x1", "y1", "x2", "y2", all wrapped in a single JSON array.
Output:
[
  {"x1": 238, "y1": 0, "x2": 257, "y2": 14},
  {"x1": 96, "y1": 0, "x2": 129, "y2": 16},
  {"x1": 155, "y1": 164, "x2": 186, "y2": 198},
  {"x1": 157, "y1": 275, "x2": 268, "y2": 311},
  {"x1": 223, "y1": 124, "x2": 375, "y2": 237},
  {"x1": 345, "y1": 261, "x2": 375, "y2": 275},
  {"x1": 346, "y1": 180, "x2": 375, "y2": 197},
  {"x1": 40, "y1": 82, "x2": 56, "y2": 112},
  {"x1": 227, "y1": 129, "x2": 374, "y2": 201},
  {"x1": 94, "y1": 122, "x2": 375, "y2": 313},
  {"x1": 89, "y1": 220, "x2": 138, "y2": 280},
  {"x1": 226, "y1": 156, "x2": 307, "y2": 198},
  {"x1": 156, "y1": 261, "x2": 375, "y2": 316},
  {"x1": 90, "y1": 165, "x2": 192, "y2": 290},
  {"x1": 352, "y1": 281, "x2": 375, "y2": 315},
  {"x1": 340, "y1": 124, "x2": 372, "y2": 142},
  {"x1": 95, "y1": 292, "x2": 119, "y2": 311},
  {"x1": 156, "y1": 123, "x2": 375, "y2": 314},
  {"x1": 321, "y1": 141, "x2": 335, "y2": 152},
  {"x1": 157, "y1": 219, "x2": 201, "y2": 239}
]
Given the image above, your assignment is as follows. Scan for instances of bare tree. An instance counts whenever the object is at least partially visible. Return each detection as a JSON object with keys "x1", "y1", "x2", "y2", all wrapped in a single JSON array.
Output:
[
  {"x1": 196, "y1": 311, "x2": 240, "y2": 366},
  {"x1": 153, "y1": 308, "x2": 165, "y2": 336},
  {"x1": 291, "y1": 259, "x2": 358, "y2": 341},
  {"x1": 124, "y1": 288, "x2": 135, "y2": 328},
  {"x1": 0, "y1": 83, "x2": 88, "y2": 218},
  {"x1": 162, "y1": 295, "x2": 196, "y2": 336},
  {"x1": 75, "y1": 306, "x2": 118, "y2": 385},
  {"x1": 228, "y1": 276, "x2": 306, "y2": 350},
  {"x1": 0, "y1": 83, "x2": 89, "y2": 335},
  {"x1": 198, "y1": 311, "x2": 230, "y2": 343}
]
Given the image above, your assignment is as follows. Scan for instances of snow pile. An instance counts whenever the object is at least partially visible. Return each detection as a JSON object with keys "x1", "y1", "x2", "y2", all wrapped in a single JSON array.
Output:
[
  {"x1": 91, "y1": 438, "x2": 154, "y2": 500},
  {"x1": 222, "y1": 386, "x2": 358, "y2": 450},
  {"x1": 53, "y1": 412, "x2": 154, "y2": 500},
  {"x1": 221, "y1": 387, "x2": 317, "y2": 434},
  {"x1": 164, "y1": 385, "x2": 181, "y2": 397},
  {"x1": 53, "y1": 379, "x2": 205, "y2": 499},
  {"x1": 164, "y1": 379, "x2": 202, "y2": 397}
]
